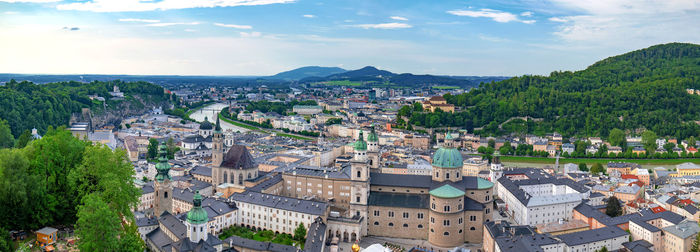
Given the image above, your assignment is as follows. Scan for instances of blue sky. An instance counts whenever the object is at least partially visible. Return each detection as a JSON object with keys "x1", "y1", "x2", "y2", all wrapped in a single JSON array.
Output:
[{"x1": 1, "y1": 0, "x2": 699, "y2": 76}]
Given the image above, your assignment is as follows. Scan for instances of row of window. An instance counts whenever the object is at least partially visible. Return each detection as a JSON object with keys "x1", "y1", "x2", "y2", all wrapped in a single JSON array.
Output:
[
  {"x1": 373, "y1": 211, "x2": 424, "y2": 219},
  {"x1": 373, "y1": 222, "x2": 423, "y2": 229}
]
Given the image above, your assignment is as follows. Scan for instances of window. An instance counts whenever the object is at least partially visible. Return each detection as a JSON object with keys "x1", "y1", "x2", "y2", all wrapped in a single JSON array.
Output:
[
  {"x1": 357, "y1": 171, "x2": 361, "y2": 178},
  {"x1": 444, "y1": 205, "x2": 450, "y2": 212},
  {"x1": 446, "y1": 173, "x2": 450, "y2": 179},
  {"x1": 486, "y1": 195, "x2": 490, "y2": 201},
  {"x1": 459, "y1": 229, "x2": 463, "y2": 233},
  {"x1": 435, "y1": 171, "x2": 439, "y2": 177},
  {"x1": 443, "y1": 232, "x2": 449, "y2": 236},
  {"x1": 374, "y1": 222, "x2": 379, "y2": 225},
  {"x1": 356, "y1": 196, "x2": 361, "y2": 203},
  {"x1": 470, "y1": 216, "x2": 477, "y2": 221},
  {"x1": 418, "y1": 224, "x2": 423, "y2": 229},
  {"x1": 430, "y1": 217, "x2": 435, "y2": 223},
  {"x1": 402, "y1": 212, "x2": 409, "y2": 218},
  {"x1": 470, "y1": 227, "x2": 476, "y2": 231},
  {"x1": 403, "y1": 224, "x2": 408, "y2": 228},
  {"x1": 431, "y1": 203, "x2": 436, "y2": 209},
  {"x1": 459, "y1": 218, "x2": 463, "y2": 224},
  {"x1": 388, "y1": 211, "x2": 394, "y2": 217},
  {"x1": 457, "y1": 172, "x2": 460, "y2": 178},
  {"x1": 430, "y1": 229, "x2": 434, "y2": 233},
  {"x1": 374, "y1": 210, "x2": 380, "y2": 216},
  {"x1": 443, "y1": 220, "x2": 450, "y2": 226},
  {"x1": 238, "y1": 174, "x2": 243, "y2": 185},
  {"x1": 486, "y1": 208, "x2": 490, "y2": 214},
  {"x1": 388, "y1": 223, "x2": 394, "y2": 227},
  {"x1": 164, "y1": 192, "x2": 168, "y2": 198},
  {"x1": 417, "y1": 213, "x2": 424, "y2": 219},
  {"x1": 458, "y1": 204, "x2": 462, "y2": 210}
]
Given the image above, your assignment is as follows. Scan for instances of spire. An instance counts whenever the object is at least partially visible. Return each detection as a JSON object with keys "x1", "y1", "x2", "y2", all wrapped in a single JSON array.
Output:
[
  {"x1": 155, "y1": 141, "x2": 171, "y2": 182},
  {"x1": 186, "y1": 191, "x2": 207, "y2": 224},
  {"x1": 354, "y1": 130, "x2": 367, "y2": 151},
  {"x1": 215, "y1": 114, "x2": 222, "y2": 132}
]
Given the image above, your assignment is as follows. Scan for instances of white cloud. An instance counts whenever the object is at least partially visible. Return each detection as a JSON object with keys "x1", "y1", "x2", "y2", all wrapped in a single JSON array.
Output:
[
  {"x1": 118, "y1": 18, "x2": 160, "y2": 23},
  {"x1": 146, "y1": 22, "x2": 199, "y2": 27},
  {"x1": 302, "y1": 14, "x2": 315, "y2": 18},
  {"x1": 0, "y1": 0, "x2": 59, "y2": 2},
  {"x1": 184, "y1": 29, "x2": 197, "y2": 32},
  {"x1": 4, "y1": 11, "x2": 19, "y2": 14},
  {"x1": 352, "y1": 22, "x2": 412, "y2": 29},
  {"x1": 447, "y1": 8, "x2": 535, "y2": 24},
  {"x1": 213, "y1": 23, "x2": 252, "y2": 29},
  {"x1": 548, "y1": 17, "x2": 568, "y2": 22},
  {"x1": 390, "y1": 16, "x2": 408, "y2": 21},
  {"x1": 520, "y1": 11, "x2": 533, "y2": 17},
  {"x1": 478, "y1": 34, "x2": 508, "y2": 42},
  {"x1": 56, "y1": 0, "x2": 295, "y2": 12},
  {"x1": 239, "y1": 31, "x2": 262, "y2": 37},
  {"x1": 546, "y1": 0, "x2": 700, "y2": 45}
]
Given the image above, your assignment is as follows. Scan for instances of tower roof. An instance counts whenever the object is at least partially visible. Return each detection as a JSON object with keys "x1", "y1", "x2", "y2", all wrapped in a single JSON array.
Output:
[
  {"x1": 354, "y1": 130, "x2": 367, "y2": 151},
  {"x1": 214, "y1": 115, "x2": 222, "y2": 132},
  {"x1": 155, "y1": 142, "x2": 172, "y2": 182},
  {"x1": 429, "y1": 184, "x2": 465, "y2": 198},
  {"x1": 367, "y1": 126, "x2": 378, "y2": 142},
  {"x1": 200, "y1": 117, "x2": 213, "y2": 130},
  {"x1": 186, "y1": 191, "x2": 208, "y2": 224},
  {"x1": 432, "y1": 147, "x2": 462, "y2": 168}
]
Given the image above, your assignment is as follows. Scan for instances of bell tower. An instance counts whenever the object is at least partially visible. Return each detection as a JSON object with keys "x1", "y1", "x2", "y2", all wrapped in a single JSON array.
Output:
[
  {"x1": 212, "y1": 115, "x2": 224, "y2": 167},
  {"x1": 350, "y1": 131, "x2": 369, "y2": 235},
  {"x1": 154, "y1": 142, "x2": 173, "y2": 217}
]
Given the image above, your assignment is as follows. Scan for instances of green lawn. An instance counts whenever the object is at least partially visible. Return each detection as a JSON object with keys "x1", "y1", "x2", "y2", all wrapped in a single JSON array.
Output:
[
  {"x1": 432, "y1": 85, "x2": 460, "y2": 89},
  {"x1": 499, "y1": 155, "x2": 700, "y2": 165},
  {"x1": 218, "y1": 226, "x2": 303, "y2": 249}
]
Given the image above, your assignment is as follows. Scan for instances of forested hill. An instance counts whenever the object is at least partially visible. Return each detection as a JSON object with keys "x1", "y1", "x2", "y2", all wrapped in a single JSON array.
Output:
[
  {"x1": 0, "y1": 80, "x2": 168, "y2": 138},
  {"x1": 442, "y1": 43, "x2": 700, "y2": 138}
]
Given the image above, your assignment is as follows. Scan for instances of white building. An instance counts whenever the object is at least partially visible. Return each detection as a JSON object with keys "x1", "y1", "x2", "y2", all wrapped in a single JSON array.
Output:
[
  {"x1": 555, "y1": 226, "x2": 629, "y2": 252},
  {"x1": 230, "y1": 191, "x2": 329, "y2": 235}
]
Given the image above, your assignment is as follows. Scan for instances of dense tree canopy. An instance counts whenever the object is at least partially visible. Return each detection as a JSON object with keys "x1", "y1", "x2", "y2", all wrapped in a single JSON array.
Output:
[
  {"x1": 0, "y1": 80, "x2": 166, "y2": 138},
  {"x1": 401, "y1": 43, "x2": 700, "y2": 139}
]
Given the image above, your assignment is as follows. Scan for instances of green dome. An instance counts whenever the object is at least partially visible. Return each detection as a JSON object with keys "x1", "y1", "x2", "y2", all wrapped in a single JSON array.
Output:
[
  {"x1": 186, "y1": 191, "x2": 208, "y2": 224},
  {"x1": 432, "y1": 147, "x2": 462, "y2": 168},
  {"x1": 367, "y1": 127, "x2": 378, "y2": 142},
  {"x1": 155, "y1": 142, "x2": 171, "y2": 182},
  {"x1": 354, "y1": 131, "x2": 367, "y2": 151},
  {"x1": 430, "y1": 184, "x2": 465, "y2": 198}
]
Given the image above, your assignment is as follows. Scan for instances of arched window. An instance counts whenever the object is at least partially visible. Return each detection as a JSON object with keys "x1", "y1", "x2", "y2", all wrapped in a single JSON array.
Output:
[
  {"x1": 443, "y1": 232, "x2": 449, "y2": 236},
  {"x1": 470, "y1": 227, "x2": 476, "y2": 231},
  {"x1": 403, "y1": 224, "x2": 408, "y2": 227},
  {"x1": 418, "y1": 224, "x2": 423, "y2": 229},
  {"x1": 223, "y1": 173, "x2": 228, "y2": 183},
  {"x1": 374, "y1": 222, "x2": 379, "y2": 225},
  {"x1": 239, "y1": 174, "x2": 243, "y2": 185},
  {"x1": 248, "y1": 173, "x2": 252, "y2": 179},
  {"x1": 357, "y1": 171, "x2": 361, "y2": 178},
  {"x1": 164, "y1": 192, "x2": 168, "y2": 198},
  {"x1": 446, "y1": 173, "x2": 450, "y2": 179},
  {"x1": 459, "y1": 229, "x2": 463, "y2": 233},
  {"x1": 388, "y1": 223, "x2": 394, "y2": 227}
]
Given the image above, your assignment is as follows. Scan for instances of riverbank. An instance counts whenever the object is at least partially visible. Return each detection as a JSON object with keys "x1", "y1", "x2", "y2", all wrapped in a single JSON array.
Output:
[{"x1": 217, "y1": 112, "x2": 314, "y2": 141}]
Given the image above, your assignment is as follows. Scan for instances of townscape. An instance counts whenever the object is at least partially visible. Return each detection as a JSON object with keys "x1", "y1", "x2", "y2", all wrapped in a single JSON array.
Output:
[{"x1": 2, "y1": 1, "x2": 700, "y2": 252}]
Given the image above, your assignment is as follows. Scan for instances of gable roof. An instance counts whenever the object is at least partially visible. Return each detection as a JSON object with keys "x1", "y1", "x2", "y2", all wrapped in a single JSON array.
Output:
[{"x1": 220, "y1": 145, "x2": 256, "y2": 169}]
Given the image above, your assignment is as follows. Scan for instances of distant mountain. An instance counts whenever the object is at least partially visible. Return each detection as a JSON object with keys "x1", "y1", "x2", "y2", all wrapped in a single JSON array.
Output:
[
  {"x1": 267, "y1": 66, "x2": 347, "y2": 81},
  {"x1": 300, "y1": 66, "x2": 506, "y2": 88}
]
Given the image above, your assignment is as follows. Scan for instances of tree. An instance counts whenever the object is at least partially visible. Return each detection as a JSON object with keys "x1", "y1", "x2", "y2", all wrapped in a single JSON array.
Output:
[
  {"x1": 0, "y1": 227, "x2": 11, "y2": 252},
  {"x1": 147, "y1": 138, "x2": 158, "y2": 159},
  {"x1": 412, "y1": 102, "x2": 423, "y2": 112},
  {"x1": 605, "y1": 196, "x2": 622, "y2": 217},
  {"x1": 578, "y1": 163, "x2": 589, "y2": 172},
  {"x1": 166, "y1": 137, "x2": 177, "y2": 159},
  {"x1": 596, "y1": 247, "x2": 608, "y2": 252},
  {"x1": 14, "y1": 130, "x2": 32, "y2": 149},
  {"x1": 689, "y1": 136, "x2": 697, "y2": 148},
  {"x1": 498, "y1": 142, "x2": 513, "y2": 155},
  {"x1": 664, "y1": 142, "x2": 676, "y2": 152},
  {"x1": 690, "y1": 231, "x2": 700, "y2": 252},
  {"x1": 590, "y1": 163, "x2": 605, "y2": 175},
  {"x1": 75, "y1": 193, "x2": 121, "y2": 251},
  {"x1": 0, "y1": 119, "x2": 14, "y2": 148},
  {"x1": 608, "y1": 128, "x2": 625, "y2": 147},
  {"x1": 641, "y1": 130, "x2": 658, "y2": 153},
  {"x1": 488, "y1": 139, "x2": 495, "y2": 148},
  {"x1": 294, "y1": 223, "x2": 307, "y2": 241}
]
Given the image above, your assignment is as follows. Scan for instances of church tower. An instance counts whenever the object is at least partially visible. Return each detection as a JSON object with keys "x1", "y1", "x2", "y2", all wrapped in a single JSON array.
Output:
[
  {"x1": 366, "y1": 125, "x2": 380, "y2": 170},
  {"x1": 212, "y1": 115, "x2": 224, "y2": 167},
  {"x1": 432, "y1": 132, "x2": 462, "y2": 183},
  {"x1": 154, "y1": 142, "x2": 173, "y2": 217},
  {"x1": 489, "y1": 156, "x2": 503, "y2": 182},
  {"x1": 185, "y1": 191, "x2": 209, "y2": 243},
  {"x1": 350, "y1": 131, "x2": 370, "y2": 235}
]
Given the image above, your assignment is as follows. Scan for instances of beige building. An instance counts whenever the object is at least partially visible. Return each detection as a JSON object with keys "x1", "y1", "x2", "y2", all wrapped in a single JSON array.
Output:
[{"x1": 663, "y1": 220, "x2": 700, "y2": 252}]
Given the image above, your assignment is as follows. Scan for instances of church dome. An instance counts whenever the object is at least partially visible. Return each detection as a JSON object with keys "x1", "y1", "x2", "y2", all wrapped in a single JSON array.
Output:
[
  {"x1": 186, "y1": 191, "x2": 208, "y2": 224},
  {"x1": 432, "y1": 147, "x2": 462, "y2": 168},
  {"x1": 199, "y1": 117, "x2": 213, "y2": 130}
]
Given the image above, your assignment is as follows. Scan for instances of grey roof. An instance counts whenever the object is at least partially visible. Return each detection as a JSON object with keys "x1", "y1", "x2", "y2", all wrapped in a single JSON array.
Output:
[
  {"x1": 623, "y1": 240, "x2": 654, "y2": 252},
  {"x1": 220, "y1": 145, "x2": 256, "y2": 169},
  {"x1": 495, "y1": 233, "x2": 560, "y2": 252},
  {"x1": 146, "y1": 228, "x2": 174, "y2": 251},
  {"x1": 663, "y1": 220, "x2": 700, "y2": 239},
  {"x1": 248, "y1": 173, "x2": 284, "y2": 192},
  {"x1": 304, "y1": 217, "x2": 326, "y2": 252},
  {"x1": 607, "y1": 162, "x2": 641, "y2": 169},
  {"x1": 370, "y1": 173, "x2": 432, "y2": 188},
  {"x1": 159, "y1": 211, "x2": 187, "y2": 240},
  {"x1": 230, "y1": 191, "x2": 328, "y2": 216},
  {"x1": 463, "y1": 196, "x2": 485, "y2": 211},
  {"x1": 284, "y1": 165, "x2": 350, "y2": 179},
  {"x1": 574, "y1": 203, "x2": 684, "y2": 227},
  {"x1": 136, "y1": 216, "x2": 159, "y2": 227},
  {"x1": 497, "y1": 169, "x2": 589, "y2": 206},
  {"x1": 630, "y1": 219, "x2": 660, "y2": 232},
  {"x1": 223, "y1": 236, "x2": 298, "y2": 252},
  {"x1": 368, "y1": 192, "x2": 429, "y2": 209},
  {"x1": 183, "y1": 134, "x2": 209, "y2": 143},
  {"x1": 36, "y1": 227, "x2": 58, "y2": 235},
  {"x1": 556, "y1": 226, "x2": 628, "y2": 246},
  {"x1": 685, "y1": 204, "x2": 699, "y2": 214},
  {"x1": 191, "y1": 166, "x2": 212, "y2": 177}
]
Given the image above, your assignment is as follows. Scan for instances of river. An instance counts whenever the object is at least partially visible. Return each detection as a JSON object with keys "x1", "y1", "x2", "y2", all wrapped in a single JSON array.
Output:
[{"x1": 188, "y1": 103, "x2": 250, "y2": 133}]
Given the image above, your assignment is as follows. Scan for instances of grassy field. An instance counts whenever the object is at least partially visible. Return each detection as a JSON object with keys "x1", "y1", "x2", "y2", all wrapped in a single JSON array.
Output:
[
  {"x1": 313, "y1": 80, "x2": 363, "y2": 86},
  {"x1": 432, "y1": 85, "x2": 460, "y2": 89},
  {"x1": 499, "y1": 155, "x2": 700, "y2": 165}
]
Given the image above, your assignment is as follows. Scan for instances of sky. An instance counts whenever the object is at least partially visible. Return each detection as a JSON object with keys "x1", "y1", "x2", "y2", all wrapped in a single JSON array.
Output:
[{"x1": 1, "y1": 0, "x2": 699, "y2": 76}]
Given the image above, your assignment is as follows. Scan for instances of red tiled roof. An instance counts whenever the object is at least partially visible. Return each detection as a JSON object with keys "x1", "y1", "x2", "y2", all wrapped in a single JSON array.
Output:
[
  {"x1": 621, "y1": 174, "x2": 639, "y2": 180},
  {"x1": 651, "y1": 206, "x2": 666, "y2": 213}
]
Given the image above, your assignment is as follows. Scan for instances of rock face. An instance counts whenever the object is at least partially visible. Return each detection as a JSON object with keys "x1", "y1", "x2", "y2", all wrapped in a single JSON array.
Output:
[{"x1": 89, "y1": 95, "x2": 169, "y2": 128}]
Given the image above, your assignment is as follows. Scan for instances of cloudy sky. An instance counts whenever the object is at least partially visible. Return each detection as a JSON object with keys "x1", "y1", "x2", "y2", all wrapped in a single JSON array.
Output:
[{"x1": 1, "y1": 0, "x2": 699, "y2": 76}]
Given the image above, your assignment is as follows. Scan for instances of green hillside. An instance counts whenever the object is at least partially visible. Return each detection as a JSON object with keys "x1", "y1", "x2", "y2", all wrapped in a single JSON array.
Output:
[{"x1": 410, "y1": 43, "x2": 700, "y2": 139}]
